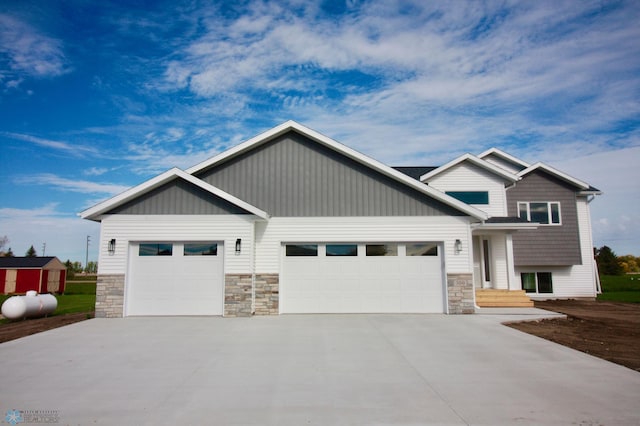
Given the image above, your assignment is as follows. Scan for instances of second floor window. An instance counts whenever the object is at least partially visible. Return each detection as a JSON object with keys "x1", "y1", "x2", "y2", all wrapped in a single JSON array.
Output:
[{"x1": 518, "y1": 201, "x2": 561, "y2": 225}]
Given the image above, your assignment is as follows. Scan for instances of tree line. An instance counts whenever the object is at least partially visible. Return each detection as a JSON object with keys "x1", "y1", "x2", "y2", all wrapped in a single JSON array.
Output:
[
  {"x1": 0, "y1": 236, "x2": 97, "y2": 277},
  {"x1": 595, "y1": 245, "x2": 639, "y2": 275}
]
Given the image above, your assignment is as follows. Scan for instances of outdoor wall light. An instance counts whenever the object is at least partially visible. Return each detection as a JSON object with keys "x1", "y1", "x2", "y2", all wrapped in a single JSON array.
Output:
[
  {"x1": 108, "y1": 238, "x2": 116, "y2": 255},
  {"x1": 454, "y1": 239, "x2": 462, "y2": 254},
  {"x1": 235, "y1": 238, "x2": 241, "y2": 254}
]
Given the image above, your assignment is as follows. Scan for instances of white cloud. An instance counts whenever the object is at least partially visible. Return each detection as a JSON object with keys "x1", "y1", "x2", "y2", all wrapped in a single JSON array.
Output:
[
  {"x1": 0, "y1": 14, "x2": 69, "y2": 89},
  {"x1": 14, "y1": 174, "x2": 130, "y2": 195},
  {"x1": 1, "y1": 132, "x2": 99, "y2": 157},
  {"x1": 0, "y1": 204, "x2": 99, "y2": 262}
]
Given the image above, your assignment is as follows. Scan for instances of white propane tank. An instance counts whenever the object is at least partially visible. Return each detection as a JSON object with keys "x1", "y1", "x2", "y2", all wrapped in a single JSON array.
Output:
[{"x1": 1, "y1": 291, "x2": 58, "y2": 320}]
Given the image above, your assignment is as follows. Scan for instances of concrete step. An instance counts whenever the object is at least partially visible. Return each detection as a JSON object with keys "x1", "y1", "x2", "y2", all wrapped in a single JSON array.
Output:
[{"x1": 475, "y1": 289, "x2": 534, "y2": 307}]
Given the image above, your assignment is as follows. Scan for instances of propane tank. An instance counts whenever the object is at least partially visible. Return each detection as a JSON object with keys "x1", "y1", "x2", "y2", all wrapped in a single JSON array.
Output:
[{"x1": 1, "y1": 291, "x2": 58, "y2": 320}]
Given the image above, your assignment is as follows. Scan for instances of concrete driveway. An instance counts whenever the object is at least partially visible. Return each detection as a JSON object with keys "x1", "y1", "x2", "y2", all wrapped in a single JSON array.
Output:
[{"x1": 0, "y1": 313, "x2": 639, "y2": 425}]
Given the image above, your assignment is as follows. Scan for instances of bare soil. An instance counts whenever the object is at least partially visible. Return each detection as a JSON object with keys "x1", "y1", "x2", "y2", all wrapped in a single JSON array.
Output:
[
  {"x1": 0, "y1": 313, "x2": 93, "y2": 344},
  {"x1": 508, "y1": 300, "x2": 640, "y2": 372}
]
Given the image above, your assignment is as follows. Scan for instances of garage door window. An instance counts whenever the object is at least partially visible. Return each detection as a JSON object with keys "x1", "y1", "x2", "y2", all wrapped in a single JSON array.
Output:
[
  {"x1": 366, "y1": 244, "x2": 398, "y2": 256},
  {"x1": 286, "y1": 244, "x2": 318, "y2": 256},
  {"x1": 139, "y1": 243, "x2": 173, "y2": 256},
  {"x1": 406, "y1": 243, "x2": 438, "y2": 256},
  {"x1": 184, "y1": 243, "x2": 218, "y2": 256},
  {"x1": 326, "y1": 244, "x2": 358, "y2": 256}
]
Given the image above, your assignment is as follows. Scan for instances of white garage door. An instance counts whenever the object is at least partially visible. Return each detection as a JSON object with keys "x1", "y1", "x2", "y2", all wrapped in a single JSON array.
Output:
[
  {"x1": 126, "y1": 242, "x2": 224, "y2": 316},
  {"x1": 281, "y1": 242, "x2": 445, "y2": 313}
]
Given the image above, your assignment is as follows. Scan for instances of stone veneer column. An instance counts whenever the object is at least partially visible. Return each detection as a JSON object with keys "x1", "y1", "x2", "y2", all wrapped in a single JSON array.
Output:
[
  {"x1": 254, "y1": 274, "x2": 279, "y2": 315},
  {"x1": 224, "y1": 274, "x2": 252, "y2": 317},
  {"x1": 95, "y1": 274, "x2": 125, "y2": 318},
  {"x1": 447, "y1": 273, "x2": 474, "y2": 314}
]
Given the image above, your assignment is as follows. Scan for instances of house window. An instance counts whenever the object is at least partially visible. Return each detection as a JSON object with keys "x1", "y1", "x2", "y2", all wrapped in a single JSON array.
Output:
[
  {"x1": 286, "y1": 244, "x2": 318, "y2": 256},
  {"x1": 521, "y1": 272, "x2": 553, "y2": 293},
  {"x1": 184, "y1": 243, "x2": 217, "y2": 256},
  {"x1": 517, "y1": 202, "x2": 561, "y2": 225},
  {"x1": 326, "y1": 244, "x2": 358, "y2": 256},
  {"x1": 139, "y1": 243, "x2": 173, "y2": 256},
  {"x1": 406, "y1": 243, "x2": 438, "y2": 256},
  {"x1": 446, "y1": 191, "x2": 489, "y2": 204},
  {"x1": 366, "y1": 244, "x2": 398, "y2": 256}
]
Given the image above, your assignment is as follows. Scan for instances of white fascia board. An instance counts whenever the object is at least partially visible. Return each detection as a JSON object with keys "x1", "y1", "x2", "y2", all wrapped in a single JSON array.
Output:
[
  {"x1": 519, "y1": 162, "x2": 590, "y2": 190},
  {"x1": 187, "y1": 120, "x2": 488, "y2": 220},
  {"x1": 471, "y1": 222, "x2": 539, "y2": 231},
  {"x1": 477, "y1": 147, "x2": 531, "y2": 169},
  {"x1": 79, "y1": 168, "x2": 269, "y2": 221},
  {"x1": 419, "y1": 153, "x2": 520, "y2": 183}
]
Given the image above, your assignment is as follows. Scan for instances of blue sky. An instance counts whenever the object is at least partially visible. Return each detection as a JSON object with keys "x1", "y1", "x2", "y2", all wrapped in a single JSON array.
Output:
[{"x1": 1, "y1": 0, "x2": 639, "y2": 263}]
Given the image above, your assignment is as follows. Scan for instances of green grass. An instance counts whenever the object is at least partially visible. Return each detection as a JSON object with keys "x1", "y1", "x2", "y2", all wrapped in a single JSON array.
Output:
[
  {"x1": 598, "y1": 275, "x2": 640, "y2": 303},
  {"x1": 0, "y1": 280, "x2": 96, "y2": 323}
]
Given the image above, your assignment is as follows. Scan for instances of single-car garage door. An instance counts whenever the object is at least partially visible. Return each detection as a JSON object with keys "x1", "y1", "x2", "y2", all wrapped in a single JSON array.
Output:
[
  {"x1": 281, "y1": 242, "x2": 445, "y2": 313},
  {"x1": 126, "y1": 242, "x2": 224, "y2": 316}
]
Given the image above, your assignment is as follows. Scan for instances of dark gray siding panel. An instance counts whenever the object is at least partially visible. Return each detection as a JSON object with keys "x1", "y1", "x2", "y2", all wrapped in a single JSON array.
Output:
[
  {"x1": 195, "y1": 132, "x2": 463, "y2": 217},
  {"x1": 507, "y1": 171, "x2": 581, "y2": 265},
  {"x1": 107, "y1": 179, "x2": 249, "y2": 215}
]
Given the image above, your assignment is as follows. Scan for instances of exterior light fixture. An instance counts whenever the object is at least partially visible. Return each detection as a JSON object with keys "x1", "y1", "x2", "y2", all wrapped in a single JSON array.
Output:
[
  {"x1": 235, "y1": 238, "x2": 241, "y2": 254},
  {"x1": 108, "y1": 238, "x2": 116, "y2": 255},
  {"x1": 454, "y1": 239, "x2": 462, "y2": 254}
]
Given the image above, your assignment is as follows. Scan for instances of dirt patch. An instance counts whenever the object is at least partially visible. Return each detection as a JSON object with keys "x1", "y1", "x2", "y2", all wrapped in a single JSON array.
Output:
[
  {"x1": 508, "y1": 300, "x2": 640, "y2": 372},
  {"x1": 0, "y1": 313, "x2": 93, "y2": 344}
]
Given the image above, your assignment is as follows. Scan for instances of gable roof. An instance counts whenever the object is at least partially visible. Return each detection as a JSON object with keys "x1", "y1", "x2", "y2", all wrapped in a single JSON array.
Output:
[
  {"x1": 518, "y1": 162, "x2": 601, "y2": 193},
  {"x1": 419, "y1": 153, "x2": 520, "y2": 183},
  {"x1": 188, "y1": 121, "x2": 488, "y2": 220},
  {"x1": 477, "y1": 148, "x2": 530, "y2": 170},
  {"x1": 0, "y1": 256, "x2": 63, "y2": 269},
  {"x1": 393, "y1": 166, "x2": 438, "y2": 181},
  {"x1": 80, "y1": 168, "x2": 269, "y2": 221}
]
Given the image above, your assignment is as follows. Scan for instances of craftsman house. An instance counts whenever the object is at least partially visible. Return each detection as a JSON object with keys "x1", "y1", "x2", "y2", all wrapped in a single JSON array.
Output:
[{"x1": 81, "y1": 121, "x2": 601, "y2": 317}]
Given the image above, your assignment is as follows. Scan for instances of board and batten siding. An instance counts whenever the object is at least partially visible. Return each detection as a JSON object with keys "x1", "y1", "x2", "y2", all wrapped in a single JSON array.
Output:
[
  {"x1": 107, "y1": 178, "x2": 250, "y2": 215},
  {"x1": 254, "y1": 216, "x2": 473, "y2": 274},
  {"x1": 97, "y1": 215, "x2": 256, "y2": 275},
  {"x1": 196, "y1": 132, "x2": 464, "y2": 217},
  {"x1": 425, "y1": 162, "x2": 509, "y2": 217},
  {"x1": 507, "y1": 170, "x2": 582, "y2": 265}
]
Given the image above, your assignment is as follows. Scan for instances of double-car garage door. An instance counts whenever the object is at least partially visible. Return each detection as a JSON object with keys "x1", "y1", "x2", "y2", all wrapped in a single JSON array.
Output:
[
  {"x1": 281, "y1": 242, "x2": 445, "y2": 313},
  {"x1": 126, "y1": 242, "x2": 224, "y2": 316}
]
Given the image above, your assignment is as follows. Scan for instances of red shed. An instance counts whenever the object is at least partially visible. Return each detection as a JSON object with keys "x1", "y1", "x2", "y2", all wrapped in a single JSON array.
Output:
[{"x1": 0, "y1": 257, "x2": 66, "y2": 294}]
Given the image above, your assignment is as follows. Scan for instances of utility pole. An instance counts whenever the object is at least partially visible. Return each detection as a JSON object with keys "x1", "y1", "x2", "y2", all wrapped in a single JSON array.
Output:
[
  {"x1": 42, "y1": 242, "x2": 46, "y2": 256},
  {"x1": 85, "y1": 235, "x2": 90, "y2": 274}
]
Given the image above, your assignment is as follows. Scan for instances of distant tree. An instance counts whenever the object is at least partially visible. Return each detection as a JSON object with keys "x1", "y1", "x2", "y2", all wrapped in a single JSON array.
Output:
[
  {"x1": 619, "y1": 255, "x2": 640, "y2": 273},
  {"x1": 85, "y1": 261, "x2": 98, "y2": 274},
  {"x1": 65, "y1": 259, "x2": 76, "y2": 280},
  {"x1": 4, "y1": 247, "x2": 14, "y2": 257},
  {"x1": 72, "y1": 261, "x2": 83, "y2": 273},
  {"x1": 25, "y1": 245, "x2": 37, "y2": 257},
  {"x1": 0, "y1": 235, "x2": 8, "y2": 252},
  {"x1": 595, "y1": 245, "x2": 623, "y2": 275}
]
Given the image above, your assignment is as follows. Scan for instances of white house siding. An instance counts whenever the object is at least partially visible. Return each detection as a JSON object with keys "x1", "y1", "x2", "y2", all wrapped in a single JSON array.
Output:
[
  {"x1": 254, "y1": 216, "x2": 473, "y2": 274},
  {"x1": 97, "y1": 215, "x2": 256, "y2": 275},
  {"x1": 425, "y1": 163, "x2": 508, "y2": 217}
]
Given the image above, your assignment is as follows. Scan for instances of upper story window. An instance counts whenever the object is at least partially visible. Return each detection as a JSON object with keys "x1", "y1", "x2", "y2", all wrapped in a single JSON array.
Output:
[
  {"x1": 518, "y1": 202, "x2": 561, "y2": 225},
  {"x1": 445, "y1": 191, "x2": 489, "y2": 204}
]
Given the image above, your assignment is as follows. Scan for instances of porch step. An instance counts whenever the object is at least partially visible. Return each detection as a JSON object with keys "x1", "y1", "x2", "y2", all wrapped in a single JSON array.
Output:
[{"x1": 475, "y1": 289, "x2": 534, "y2": 308}]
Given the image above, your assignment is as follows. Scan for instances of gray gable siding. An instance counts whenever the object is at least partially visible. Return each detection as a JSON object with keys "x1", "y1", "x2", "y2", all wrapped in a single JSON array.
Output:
[
  {"x1": 107, "y1": 178, "x2": 250, "y2": 215},
  {"x1": 195, "y1": 132, "x2": 464, "y2": 217},
  {"x1": 506, "y1": 170, "x2": 582, "y2": 265}
]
